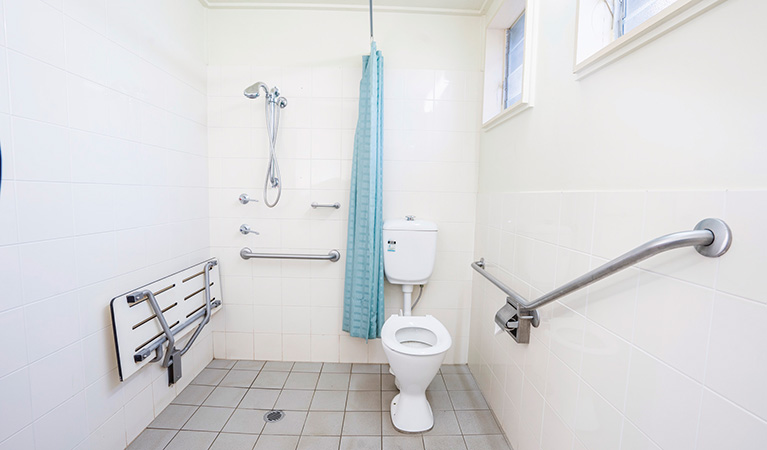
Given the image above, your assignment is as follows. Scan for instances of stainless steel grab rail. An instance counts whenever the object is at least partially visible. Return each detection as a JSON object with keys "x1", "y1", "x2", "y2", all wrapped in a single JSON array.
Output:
[
  {"x1": 473, "y1": 218, "x2": 732, "y2": 343},
  {"x1": 240, "y1": 247, "x2": 341, "y2": 262}
]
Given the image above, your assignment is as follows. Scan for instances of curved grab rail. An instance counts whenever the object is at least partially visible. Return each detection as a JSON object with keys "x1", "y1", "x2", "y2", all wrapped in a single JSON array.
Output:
[{"x1": 473, "y1": 218, "x2": 732, "y2": 343}]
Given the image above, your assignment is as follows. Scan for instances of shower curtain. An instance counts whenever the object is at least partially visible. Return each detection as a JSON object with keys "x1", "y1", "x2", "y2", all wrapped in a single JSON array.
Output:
[{"x1": 342, "y1": 42, "x2": 385, "y2": 340}]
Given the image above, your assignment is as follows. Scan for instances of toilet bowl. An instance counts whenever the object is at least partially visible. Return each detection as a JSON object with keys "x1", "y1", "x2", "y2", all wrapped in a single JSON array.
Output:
[{"x1": 381, "y1": 314, "x2": 452, "y2": 433}]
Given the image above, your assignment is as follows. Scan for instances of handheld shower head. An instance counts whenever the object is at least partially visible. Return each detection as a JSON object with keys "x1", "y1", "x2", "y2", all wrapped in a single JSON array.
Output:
[{"x1": 244, "y1": 82, "x2": 269, "y2": 99}]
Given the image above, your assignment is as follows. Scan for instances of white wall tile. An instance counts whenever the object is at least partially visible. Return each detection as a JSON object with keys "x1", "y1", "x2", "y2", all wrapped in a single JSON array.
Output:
[
  {"x1": 592, "y1": 192, "x2": 645, "y2": 260},
  {"x1": 573, "y1": 381, "x2": 623, "y2": 450},
  {"x1": 63, "y1": 0, "x2": 107, "y2": 34},
  {"x1": 0, "y1": 308, "x2": 27, "y2": 378},
  {"x1": 7, "y1": 51, "x2": 68, "y2": 125},
  {"x1": 64, "y1": 17, "x2": 110, "y2": 85},
  {"x1": 696, "y1": 389, "x2": 767, "y2": 450},
  {"x1": 15, "y1": 181, "x2": 74, "y2": 242},
  {"x1": 0, "y1": 246, "x2": 23, "y2": 313},
  {"x1": 12, "y1": 117, "x2": 71, "y2": 182},
  {"x1": 84, "y1": 370, "x2": 124, "y2": 433},
  {"x1": 0, "y1": 51, "x2": 10, "y2": 114},
  {"x1": 24, "y1": 292, "x2": 80, "y2": 362},
  {"x1": 33, "y1": 392, "x2": 88, "y2": 450},
  {"x1": 0, "y1": 369, "x2": 33, "y2": 442},
  {"x1": 580, "y1": 320, "x2": 630, "y2": 410},
  {"x1": 625, "y1": 350, "x2": 702, "y2": 450},
  {"x1": 28, "y1": 342, "x2": 85, "y2": 418},
  {"x1": 19, "y1": 238, "x2": 78, "y2": 304},
  {"x1": 5, "y1": 0, "x2": 65, "y2": 67}
]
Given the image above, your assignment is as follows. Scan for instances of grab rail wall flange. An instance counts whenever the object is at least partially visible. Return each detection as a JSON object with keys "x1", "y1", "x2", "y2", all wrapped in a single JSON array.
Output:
[{"x1": 474, "y1": 218, "x2": 732, "y2": 344}]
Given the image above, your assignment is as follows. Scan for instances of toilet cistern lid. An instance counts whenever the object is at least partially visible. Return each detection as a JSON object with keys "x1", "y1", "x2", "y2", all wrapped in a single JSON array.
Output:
[{"x1": 383, "y1": 217, "x2": 438, "y2": 231}]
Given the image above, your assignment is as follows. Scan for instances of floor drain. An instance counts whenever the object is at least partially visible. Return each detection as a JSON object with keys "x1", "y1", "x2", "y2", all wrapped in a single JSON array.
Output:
[{"x1": 263, "y1": 410, "x2": 285, "y2": 423}]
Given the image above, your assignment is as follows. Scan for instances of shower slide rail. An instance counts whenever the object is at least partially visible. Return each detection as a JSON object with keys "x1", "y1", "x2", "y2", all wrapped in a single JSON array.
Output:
[
  {"x1": 472, "y1": 218, "x2": 732, "y2": 343},
  {"x1": 240, "y1": 247, "x2": 341, "y2": 262},
  {"x1": 110, "y1": 258, "x2": 223, "y2": 384}
]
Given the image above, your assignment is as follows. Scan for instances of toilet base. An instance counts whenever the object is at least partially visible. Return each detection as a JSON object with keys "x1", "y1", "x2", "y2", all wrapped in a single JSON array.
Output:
[{"x1": 389, "y1": 393, "x2": 434, "y2": 433}]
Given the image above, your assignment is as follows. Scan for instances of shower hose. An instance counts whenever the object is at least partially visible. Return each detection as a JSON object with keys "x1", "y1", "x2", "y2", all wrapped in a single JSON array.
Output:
[{"x1": 263, "y1": 95, "x2": 283, "y2": 208}]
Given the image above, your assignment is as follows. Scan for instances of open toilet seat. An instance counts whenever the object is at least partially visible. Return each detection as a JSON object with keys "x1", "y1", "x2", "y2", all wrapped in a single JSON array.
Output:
[{"x1": 381, "y1": 315, "x2": 452, "y2": 356}]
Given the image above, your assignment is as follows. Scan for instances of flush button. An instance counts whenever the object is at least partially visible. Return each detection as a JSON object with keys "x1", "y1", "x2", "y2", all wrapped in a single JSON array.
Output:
[{"x1": 405, "y1": 215, "x2": 415, "y2": 221}]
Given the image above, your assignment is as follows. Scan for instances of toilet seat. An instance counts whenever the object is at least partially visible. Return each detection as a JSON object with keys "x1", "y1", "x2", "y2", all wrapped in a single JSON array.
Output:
[{"x1": 381, "y1": 315, "x2": 452, "y2": 357}]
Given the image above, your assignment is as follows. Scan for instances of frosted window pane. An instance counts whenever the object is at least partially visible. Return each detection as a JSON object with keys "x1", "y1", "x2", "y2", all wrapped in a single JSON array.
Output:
[{"x1": 504, "y1": 12, "x2": 525, "y2": 109}]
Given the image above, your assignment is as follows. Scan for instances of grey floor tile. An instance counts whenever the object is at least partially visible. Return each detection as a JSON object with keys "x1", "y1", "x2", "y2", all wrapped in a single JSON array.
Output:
[
  {"x1": 253, "y1": 370, "x2": 290, "y2": 389},
  {"x1": 382, "y1": 391, "x2": 397, "y2": 411},
  {"x1": 382, "y1": 374, "x2": 397, "y2": 391},
  {"x1": 350, "y1": 373, "x2": 381, "y2": 390},
  {"x1": 423, "y1": 410, "x2": 461, "y2": 436},
  {"x1": 234, "y1": 360, "x2": 265, "y2": 371},
  {"x1": 455, "y1": 410, "x2": 501, "y2": 435},
  {"x1": 240, "y1": 388, "x2": 280, "y2": 409},
  {"x1": 340, "y1": 436, "x2": 382, "y2": 450},
  {"x1": 148, "y1": 404, "x2": 197, "y2": 430},
  {"x1": 311, "y1": 390, "x2": 348, "y2": 411},
  {"x1": 381, "y1": 411, "x2": 403, "y2": 436},
  {"x1": 261, "y1": 410, "x2": 307, "y2": 435},
  {"x1": 302, "y1": 411, "x2": 344, "y2": 436},
  {"x1": 220, "y1": 369, "x2": 258, "y2": 388},
  {"x1": 165, "y1": 430, "x2": 218, "y2": 450},
  {"x1": 317, "y1": 372, "x2": 351, "y2": 390},
  {"x1": 284, "y1": 371, "x2": 320, "y2": 390},
  {"x1": 210, "y1": 432, "x2": 259, "y2": 450},
  {"x1": 297, "y1": 436, "x2": 340, "y2": 450},
  {"x1": 440, "y1": 365, "x2": 470, "y2": 374},
  {"x1": 203, "y1": 386, "x2": 248, "y2": 408},
  {"x1": 182, "y1": 406, "x2": 235, "y2": 432},
  {"x1": 275, "y1": 389, "x2": 314, "y2": 410},
  {"x1": 222, "y1": 409, "x2": 267, "y2": 434},
  {"x1": 347, "y1": 391, "x2": 382, "y2": 411},
  {"x1": 254, "y1": 435, "x2": 300, "y2": 450},
  {"x1": 191, "y1": 368, "x2": 228, "y2": 386},
  {"x1": 264, "y1": 361, "x2": 295, "y2": 371},
  {"x1": 383, "y1": 436, "x2": 425, "y2": 450},
  {"x1": 443, "y1": 374, "x2": 479, "y2": 391},
  {"x1": 426, "y1": 376, "x2": 446, "y2": 391},
  {"x1": 423, "y1": 436, "x2": 467, "y2": 450},
  {"x1": 322, "y1": 363, "x2": 352, "y2": 373},
  {"x1": 426, "y1": 391, "x2": 453, "y2": 411},
  {"x1": 126, "y1": 429, "x2": 177, "y2": 450},
  {"x1": 352, "y1": 364, "x2": 381, "y2": 374},
  {"x1": 207, "y1": 359, "x2": 236, "y2": 370},
  {"x1": 464, "y1": 435, "x2": 511, "y2": 450},
  {"x1": 172, "y1": 385, "x2": 214, "y2": 406},
  {"x1": 293, "y1": 362, "x2": 323, "y2": 373},
  {"x1": 343, "y1": 411, "x2": 382, "y2": 435},
  {"x1": 448, "y1": 390, "x2": 489, "y2": 410}
]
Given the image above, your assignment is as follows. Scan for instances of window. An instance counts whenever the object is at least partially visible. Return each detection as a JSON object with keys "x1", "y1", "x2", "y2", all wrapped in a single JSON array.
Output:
[
  {"x1": 504, "y1": 12, "x2": 525, "y2": 108},
  {"x1": 614, "y1": 0, "x2": 676, "y2": 37},
  {"x1": 575, "y1": 0, "x2": 726, "y2": 76},
  {"x1": 482, "y1": 0, "x2": 535, "y2": 128}
]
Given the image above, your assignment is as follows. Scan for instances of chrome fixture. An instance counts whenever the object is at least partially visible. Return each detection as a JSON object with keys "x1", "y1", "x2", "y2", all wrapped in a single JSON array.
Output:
[
  {"x1": 405, "y1": 215, "x2": 415, "y2": 221},
  {"x1": 244, "y1": 81, "x2": 288, "y2": 208},
  {"x1": 239, "y1": 224, "x2": 259, "y2": 236},
  {"x1": 474, "y1": 218, "x2": 732, "y2": 344},
  {"x1": 240, "y1": 247, "x2": 341, "y2": 262},
  {"x1": 311, "y1": 202, "x2": 341, "y2": 209},
  {"x1": 239, "y1": 193, "x2": 258, "y2": 205}
]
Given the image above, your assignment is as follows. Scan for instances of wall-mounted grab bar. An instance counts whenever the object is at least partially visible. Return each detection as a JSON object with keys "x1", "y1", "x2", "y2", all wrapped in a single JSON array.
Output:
[
  {"x1": 240, "y1": 247, "x2": 341, "y2": 262},
  {"x1": 473, "y1": 218, "x2": 732, "y2": 343},
  {"x1": 311, "y1": 202, "x2": 341, "y2": 209}
]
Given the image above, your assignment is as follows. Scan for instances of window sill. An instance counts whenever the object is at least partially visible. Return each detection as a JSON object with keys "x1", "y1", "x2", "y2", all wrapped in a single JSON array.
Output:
[
  {"x1": 574, "y1": 0, "x2": 726, "y2": 79},
  {"x1": 482, "y1": 100, "x2": 532, "y2": 131}
]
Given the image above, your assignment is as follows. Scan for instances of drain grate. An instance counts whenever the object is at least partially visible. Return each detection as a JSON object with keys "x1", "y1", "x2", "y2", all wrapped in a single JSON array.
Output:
[{"x1": 263, "y1": 410, "x2": 285, "y2": 423}]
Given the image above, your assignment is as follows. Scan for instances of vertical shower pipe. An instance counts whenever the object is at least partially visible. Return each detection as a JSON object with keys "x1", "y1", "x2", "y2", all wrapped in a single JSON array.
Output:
[{"x1": 369, "y1": 0, "x2": 374, "y2": 41}]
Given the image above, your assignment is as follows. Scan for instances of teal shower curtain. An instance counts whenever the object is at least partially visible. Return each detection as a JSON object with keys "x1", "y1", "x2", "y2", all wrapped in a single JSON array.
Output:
[{"x1": 342, "y1": 42, "x2": 385, "y2": 340}]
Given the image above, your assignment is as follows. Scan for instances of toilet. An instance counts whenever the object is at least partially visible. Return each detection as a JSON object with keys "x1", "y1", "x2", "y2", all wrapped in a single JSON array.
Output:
[{"x1": 381, "y1": 216, "x2": 452, "y2": 433}]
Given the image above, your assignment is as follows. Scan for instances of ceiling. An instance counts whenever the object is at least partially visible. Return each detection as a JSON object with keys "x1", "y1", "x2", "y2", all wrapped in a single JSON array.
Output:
[{"x1": 202, "y1": 0, "x2": 489, "y2": 15}]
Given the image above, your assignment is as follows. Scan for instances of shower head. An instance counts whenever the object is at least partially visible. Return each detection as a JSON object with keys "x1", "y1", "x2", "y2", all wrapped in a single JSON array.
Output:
[{"x1": 244, "y1": 82, "x2": 269, "y2": 99}]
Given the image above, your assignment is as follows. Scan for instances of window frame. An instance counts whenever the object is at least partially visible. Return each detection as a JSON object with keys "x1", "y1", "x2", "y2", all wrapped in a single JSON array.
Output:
[{"x1": 574, "y1": 0, "x2": 728, "y2": 78}]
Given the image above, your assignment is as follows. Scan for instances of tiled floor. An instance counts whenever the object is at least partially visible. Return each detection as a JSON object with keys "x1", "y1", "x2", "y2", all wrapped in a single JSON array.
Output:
[{"x1": 128, "y1": 360, "x2": 511, "y2": 450}]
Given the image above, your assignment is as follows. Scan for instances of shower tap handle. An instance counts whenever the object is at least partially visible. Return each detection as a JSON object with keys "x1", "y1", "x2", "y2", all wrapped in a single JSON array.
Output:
[
  {"x1": 240, "y1": 224, "x2": 260, "y2": 236},
  {"x1": 239, "y1": 193, "x2": 258, "y2": 205}
]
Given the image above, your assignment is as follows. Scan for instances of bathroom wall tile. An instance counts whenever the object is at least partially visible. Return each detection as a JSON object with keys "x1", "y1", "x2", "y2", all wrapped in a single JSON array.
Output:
[
  {"x1": 558, "y1": 192, "x2": 595, "y2": 253},
  {"x1": 226, "y1": 332, "x2": 254, "y2": 360},
  {"x1": 63, "y1": 0, "x2": 107, "y2": 34},
  {"x1": 573, "y1": 381, "x2": 622, "y2": 450},
  {"x1": 592, "y1": 191, "x2": 645, "y2": 260},
  {"x1": 64, "y1": 17, "x2": 110, "y2": 85},
  {"x1": 7, "y1": 51, "x2": 68, "y2": 125},
  {"x1": 311, "y1": 67, "x2": 341, "y2": 98},
  {"x1": 585, "y1": 261, "x2": 638, "y2": 341},
  {"x1": 404, "y1": 69, "x2": 435, "y2": 100},
  {"x1": 0, "y1": 369, "x2": 33, "y2": 442},
  {"x1": 217, "y1": 64, "x2": 252, "y2": 97},
  {"x1": 15, "y1": 181, "x2": 74, "y2": 242},
  {"x1": 544, "y1": 353, "x2": 579, "y2": 430},
  {"x1": 619, "y1": 420, "x2": 661, "y2": 450},
  {"x1": 633, "y1": 273, "x2": 713, "y2": 381},
  {"x1": 540, "y1": 404, "x2": 574, "y2": 450},
  {"x1": 625, "y1": 350, "x2": 702, "y2": 450},
  {"x1": 84, "y1": 369, "x2": 124, "y2": 433},
  {"x1": 718, "y1": 191, "x2": 767, "y2": 304},
  {"x1": 33, "y1": 392, "x2": 88, "y2": 450},
  {"x1": 24, "y1": 291, "x2": 80, "y2": 362},
  {"x1": 579, "y1": 320, "x2": 630, "y2": 410},
  {"x1": 12, "y1": 117, "x2": 71, "y2": 182},
  {"x1": 312, "y1": 335, "x2": 340, "y2": 362},
  {"x1": 282, "y1": 306, "x2": 311, "y2": 334},
  {"x1": 0, "y1": 249, "x2": 23, "y2": 315},
  {"x1": 705, "y1": 292, "x2": 767, "y2": 421},
  {"x1": 0, "y1": 308, "x2": 28, "y2": 378},
  {"x1": 283, "y1": 334, "x2": 311, "y2": 361},
  {"x1": 28, "y1": 342, "x2": 85, "y2": 418},
  {"x1": 696, "y1": 389, "x2": 767, "y2": 450},
  {"x1": 19, "y1": 238, "x2": 78, "y2": 304},
  {"x1": 254, "y1": 333, "x2": 282, "y2": 360},
  {"x1": 0, "y1": 426, "x2": 35, "y2": 450},
  {"x1": 5, "y1": 0, "x2": 65, "y2": 67}
]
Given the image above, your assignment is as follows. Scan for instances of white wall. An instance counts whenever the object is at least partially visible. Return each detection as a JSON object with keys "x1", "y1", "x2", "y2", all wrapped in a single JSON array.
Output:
[
  {"x1": 0, "y1": 1, "x2": 210, "y2": 449},
  {"x1": 206, "y1": 8, "x2": 482, "y2": 364},
  {"x1": 470, "y1": 0, "x2": 767, "y2": 449}
]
